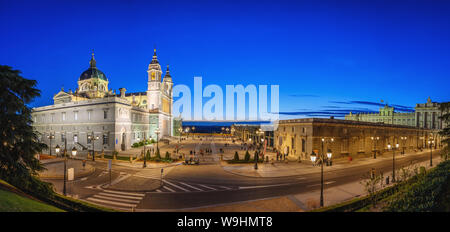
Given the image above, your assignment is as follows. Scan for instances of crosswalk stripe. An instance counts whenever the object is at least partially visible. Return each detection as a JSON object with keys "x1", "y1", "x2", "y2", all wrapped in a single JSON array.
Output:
[
  {"x1": 156, "y1": 189, "x2": 162, "y2": 192},
  {"x1": 163, "y1": 180, "x2": 190, "y2": 192},
  {"x1": 103, "y1": 190, "x2": 145, "y2": 197},
  {"x1": 178, "y1": 182, "x2": 203, "y2": 191},
  {"x1": 93, "y1": 195, "x2": 140, "y2": 204},
  {"x1": 86, "y1": 197, "x2": 137, "y2": 208},
  {"x1": 198, "y1": 184, "x2": 217, "y2": 191},
  {"x1": 98, "y1": 192, "x2": 143, "y2": 200},
  {"x1": 163, "y1": 186, "x2": 176, "y2": 192}
]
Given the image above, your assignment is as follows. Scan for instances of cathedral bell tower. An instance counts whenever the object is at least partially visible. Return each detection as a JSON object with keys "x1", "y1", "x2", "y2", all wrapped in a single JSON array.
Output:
[{"x1": 147, "y1": 49, "x2": 162, "y2": 110}]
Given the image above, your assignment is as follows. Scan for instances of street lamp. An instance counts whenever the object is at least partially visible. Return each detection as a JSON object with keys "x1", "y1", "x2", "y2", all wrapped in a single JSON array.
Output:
[
  {"x1": 371, "y1": 136, "x2": 380, "y2": 159},
  {"x1": 254, "y1": 129, "x2": 264, "y2": 170},
  {"x1": 428, "y1": 137, "x2": 435, "y2": 167},
  {"x1": 401, "y1": 136, "x2": 407, "y2": 155},
  {"x1": 178, "y1": 127, "x2": 183, "y2": 142},
  {"x1": 88, "y1": 133, "x2": 99, "y2": 161},
  {"x1": 327, "y1": 149, "x2": 332, "y2": 166},
  {"x1": 387, "y1": 142, "x2": 399, "y2": 182},
  {"x1": 71, "y1": 146, "x2": 77, "y2": 157},
  {"x1": 310, "y1": 150, "x2": 325, "y2": 207},
  {"x1": 47, "y1": 133, "x2": 55, "y2": 156},
  {"x1": 143, "y1": 133, "x2": 147, "y2": 168}
]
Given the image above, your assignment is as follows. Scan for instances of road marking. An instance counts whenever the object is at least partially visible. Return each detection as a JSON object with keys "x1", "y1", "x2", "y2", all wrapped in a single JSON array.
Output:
[
  {"x1": 103, "y1": 190, "x2": 145, "y2": 197},
  {"x1": 307, "y1": 181, "x2": 336, "y2": 188},
  {"x1": 80, "y1": 177, "x2": 88, "y2": 181},
  {"x1": 98, "y1": 192, "x2": 143, "y2": 200},
  {"x1": 86, "y1": 197, "x2": 137, "y2": 208},
  {"x1": 162, "y1": 186, "x2": 176, "y2": 192},
  {"x1": 156, "y1": 189, "x2": 162, "y2": 192},
  {"x1": 163, "y1": 180, "x2": 190, "y2": 192},
  {"x1": 178, "y1": 182, "x2": 203, "y2": 191},
  {"x1": 94, "y1": 195, "x2": 140, "y2": 204},
  {"x1": 198, "y1": 184, "x2": 217, "y2": 191},
  {"x1": 238, "y1": 183, "x2": 292, "y2": 190}
]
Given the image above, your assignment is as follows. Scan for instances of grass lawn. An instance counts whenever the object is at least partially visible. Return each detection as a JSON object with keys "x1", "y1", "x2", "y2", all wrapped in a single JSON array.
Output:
[{"x1": 0, "y1": 189, "x2": 64, "y2": 212}]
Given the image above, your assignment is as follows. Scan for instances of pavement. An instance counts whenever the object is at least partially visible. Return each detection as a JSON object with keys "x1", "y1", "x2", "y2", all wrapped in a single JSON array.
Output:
[
  {"x1": 220, "y1": 149, "x2": 435, "y2": 178},
  {"x1": 39, "y1": 159, "x2": 95, "y2": 179},
  {"x1": 186, "y1": 155, "x2": 443, "y2": 212}
]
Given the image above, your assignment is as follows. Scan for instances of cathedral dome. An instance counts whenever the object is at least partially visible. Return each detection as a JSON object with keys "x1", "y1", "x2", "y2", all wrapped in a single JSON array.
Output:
[
  {"x1": 79, "y1": 67, "x2": 107, "y2": 81},
  {"x1": 79, "y1": 52, "x2": 108, "y2": 81}
]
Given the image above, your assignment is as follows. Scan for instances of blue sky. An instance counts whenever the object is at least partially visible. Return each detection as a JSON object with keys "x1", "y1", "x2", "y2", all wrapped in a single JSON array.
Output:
[{"x1": 1, "y1": 0, "x2": 449, "y2": 120}]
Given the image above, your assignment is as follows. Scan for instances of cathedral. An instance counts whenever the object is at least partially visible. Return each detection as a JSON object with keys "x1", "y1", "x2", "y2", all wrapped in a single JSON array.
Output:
[{"x1": 32, "y1": 49, "x2": 178, "y2": 153}]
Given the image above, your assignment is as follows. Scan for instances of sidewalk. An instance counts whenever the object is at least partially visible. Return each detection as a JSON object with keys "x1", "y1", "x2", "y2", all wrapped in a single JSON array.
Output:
[
  {"x1": 39, "y1": 159, "x2": 95, "y2": 179},
  {"x1": 188, "y1": 155, "x2": 443, "y2": 212},
  {"x1": 221, "y1": 150, "x2": 436, "y2": 178}
]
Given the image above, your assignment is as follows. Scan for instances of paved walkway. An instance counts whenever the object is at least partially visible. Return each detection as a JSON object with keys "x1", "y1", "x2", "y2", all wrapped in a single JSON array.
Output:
[
  {"x1": 39, "y1": 159, "x2": 95, "y2": 179},
  {"x1": 188, "y1": 155, "x2": 443, "y2": 212},
  {"x1": 221, "y1": 150, "x2": 436, "y2": 177}
]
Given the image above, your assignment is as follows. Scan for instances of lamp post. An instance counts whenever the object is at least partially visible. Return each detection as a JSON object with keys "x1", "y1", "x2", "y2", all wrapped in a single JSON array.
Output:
[
  {"x1": 401, "y1": 136, "x2": 407, "y2": 155},
  {"x1": 254, "y1": 129, "x2": 264, "y2": 170},
  {"x1": 428, "y1": 137, "x2": 435, "y2": 167},
  {"x1": 371, "y1": 136, "x2": 380, "y2": 159},
  {"x1": 310, "y1": 147, "x2": 332, "y2": 208},
  {"x1": 387, "y1": 142, "x2": 399, "y2": 182},
  {"x1": 55, "y1": 145, "x2": 60, "y2": 156},
  {"x1": 178, "y1": 127, "x2": 183, "y2": 142},
  {"x1": 155, "y1": 128, "x2": 160, "y2": 152},
  {"x1": 185, "y1": 127, "x2": 190, "y2": 138},
  {"x1": 47, "y1": 133, "x2": 55, "y2": 156},
  {"x1": 88, "y1": 133, "x2": 99, "y2": 161}
]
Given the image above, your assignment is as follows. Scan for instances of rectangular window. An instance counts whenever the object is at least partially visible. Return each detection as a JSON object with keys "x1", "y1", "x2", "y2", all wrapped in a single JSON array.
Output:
[
  {"x1": 61, "y1": 133, "x2": 65, "y2": 142},
  {"x1": 87, "y1": 134, "x2": 92, "y2": 144},
  {"x1": 73, "y1": 134, "x2": 78, "y2": 143},
  {"x1": 104, "y1": 110, "x2": 108, "y2": 119},
  {"x1": 88, "y1": 111, "x2": 91, "y2": 120},
  {"x1": 74, "y1": 111, "x2": 78, "y2": 121},
  {"x1": 103, "y1": 134, "x2": 108, "y2": 145},
  {"x1": 62, "y1": 112, "x2": 66, "y2": 121}
]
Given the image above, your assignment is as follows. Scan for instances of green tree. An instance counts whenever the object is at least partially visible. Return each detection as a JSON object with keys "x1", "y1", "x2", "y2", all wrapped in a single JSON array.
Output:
[
  {"x1": 165, "y1": 151, "x2": 171, "y2": 160},
  {"x1": 439, "y1": 102, "x2": 450, "y2": 160},
  {"x1": 234, "y1": 151, "x2": 239, "y2": 161},
  {"x1": 0, "y1": 65, "x2": 51, "y2": 194},
  {"x1": 244, "y1": 150, "x2": 250, "y2": 161}
]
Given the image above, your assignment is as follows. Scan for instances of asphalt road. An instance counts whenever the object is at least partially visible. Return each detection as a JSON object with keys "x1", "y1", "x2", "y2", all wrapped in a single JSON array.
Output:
[{"x1": 42, "y1": 139, "x2": 442, "y2": 211}]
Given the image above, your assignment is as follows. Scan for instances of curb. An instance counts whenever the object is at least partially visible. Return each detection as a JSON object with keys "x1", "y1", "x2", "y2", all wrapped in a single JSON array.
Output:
[{"x1": 39, "y1": 166, "x2": 96, "y2": 180}]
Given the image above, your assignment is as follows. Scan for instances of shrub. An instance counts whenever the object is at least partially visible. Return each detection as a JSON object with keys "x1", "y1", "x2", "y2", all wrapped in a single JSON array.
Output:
[
  {"x1": 146, "y1": 150, "x2": 151, "y2": 160},
  {"x1": 244, "y1": 150, "x2": 250, "y2": 161},
  {"x1": 385, "y1": 160, "x2": 450, "y2": 212},
  {"x1": 165, "y1": 151, "x2": 171, "y2": 160},
  {"x1": 234, "y1": 151, "x2": 239, "y2": 161}
]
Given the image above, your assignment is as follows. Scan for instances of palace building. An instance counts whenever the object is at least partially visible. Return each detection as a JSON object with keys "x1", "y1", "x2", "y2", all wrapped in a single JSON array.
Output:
[
  {"x1": 274, "y1": 118, "x2": 439, "y2": 161},
  {"x1": 344, "y1": 97, "x2": 446, "y2": 131},
  {"x1": 32, "y1": 49, "x2": 176, "y2": 153}
]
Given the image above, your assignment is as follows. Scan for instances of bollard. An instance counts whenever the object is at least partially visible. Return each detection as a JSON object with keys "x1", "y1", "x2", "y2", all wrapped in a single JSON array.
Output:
[{"x1": 386, "y1": 176, "x2": 390, "y2": 185}]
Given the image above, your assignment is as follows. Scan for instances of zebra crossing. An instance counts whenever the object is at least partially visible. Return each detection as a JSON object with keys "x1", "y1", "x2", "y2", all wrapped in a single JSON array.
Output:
[
  {"x1": 152, "y1": 179, "x2": 235, "y2": 193},
  {"x1": 84, "y1": 189, "x2": 145, "y2": 210}
]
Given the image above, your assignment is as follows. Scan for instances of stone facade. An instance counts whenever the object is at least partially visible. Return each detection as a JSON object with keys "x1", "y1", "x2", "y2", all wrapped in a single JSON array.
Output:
[
  {"x1": 274, "y1": 118, "x2": 439, "y2": 161},
  {"x1": 32, "y1": 50, "x2": 174, "y2": 154},
  {"x1": 231, "y1": 124, "x2": 275, "y2": 148}
]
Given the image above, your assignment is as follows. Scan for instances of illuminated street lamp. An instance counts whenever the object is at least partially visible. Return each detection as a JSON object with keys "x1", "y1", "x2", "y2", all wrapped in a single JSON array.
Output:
[
  {"x1": 428, "y1": 137, "x2": 435, "y2": 167},
  {"x1": 400, "y1": 136, "x2": 407, "y2": 154},
  {"x1": 55, "y1": 144, "x2": 60, "y2": 155},
  {"x1": 71, "y1": 147, "x2": 77, "y2": 157},
  {"x1": 178, "y1": 127, "x2": 183, "y2": 142},
  {"x1": 47, "y1": 133, "x2": 55, "y2": 156},
  {"x1": 327, "y1": 149, "x2": 332, "y2": 166},
  {"x1": 387, "y1": 142, "x2": 399, "y2": 182},
  {"x1": 371, "y1": 136, "x2": 380, "y2": 159},
  {"x1": 88, "y1": 133, "x2": 99, "y2": 161},
  {"x1": 310, "y1": 150, "x2": 325, "y2": 207}
]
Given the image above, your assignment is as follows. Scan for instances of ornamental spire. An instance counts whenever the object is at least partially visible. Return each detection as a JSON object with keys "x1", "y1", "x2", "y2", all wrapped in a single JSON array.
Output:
[
  {"x1": 89, "y1": 49, "x2": 96, "y2": 68},
  {"x1": 151, "y1": 48, "x2": 159, "y2": 64}
]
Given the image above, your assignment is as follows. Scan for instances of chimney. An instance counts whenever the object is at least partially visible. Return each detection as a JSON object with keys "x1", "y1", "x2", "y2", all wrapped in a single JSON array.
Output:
[{"x1": 119, "y1": 88, "x2": 126, "y2": 98}]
